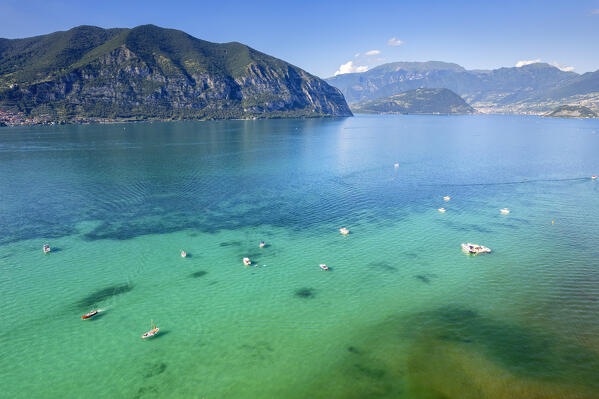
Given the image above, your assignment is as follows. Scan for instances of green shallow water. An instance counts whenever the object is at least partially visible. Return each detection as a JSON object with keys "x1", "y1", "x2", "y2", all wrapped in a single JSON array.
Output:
[{"x1": 1, "y1": 115, "x2": 599, "y2": 398}]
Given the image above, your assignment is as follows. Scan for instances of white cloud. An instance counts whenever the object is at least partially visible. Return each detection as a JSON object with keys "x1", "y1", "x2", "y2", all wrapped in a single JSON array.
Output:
[
  {"x1": 550, "y1": 61, "x2": 575, "y2": 72},
  {"x1": 515, "y1": 59, "x2": 574, "y2": 71},
  {"x1": 364, "y1": 50, "x2": 381, "y2": 56},
  {"x1": 387, "y1": 37, "x2": 403, "y2": 46},
  {"x1": 334, "y1": 61, "x2": 369, "y2": 76},
  {"x1": 515, "y1": 59, "x2": 541, "y2": 67}
]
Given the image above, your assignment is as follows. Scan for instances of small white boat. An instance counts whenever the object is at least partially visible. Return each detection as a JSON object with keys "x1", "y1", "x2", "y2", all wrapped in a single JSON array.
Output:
[
  {"x1": 259, "y1": 241, "x2": 265, "y2": 248},
  {"x1": 593, "y1": 175, "x2": 597, "y2": 180},
  {"x1": 500, "y1": 208, "x2": 510, "y2": 214},
  {"x1": 443, "y1": 196, "x2": 451, "y2": 201},
  {"x1": 438, "y1": 208, "x2": 446, "y2": 213},
  {"x1": 319, "y1": 264, "x2": 329, "y2": 271},
  {"x1": 339, "y1": 227, "x2": 350, "y2": 235},
  {"x1": 180, "y1": 250, "x2": 187, "y2": 258},
  {"x1": 394, "y1": 163, "x2": 399, "y2": 168},
  {"x1": 43, "y1": 244, "x2": 51, "y2": 254},
  {"x1": 243, "y1": 257, "x2": 251, "y2": 266},
  {"x1": 461, "y1": 243, "x2": 491, "y2": 255},
  {"x1": 141, "y1": 320, "x2": 159, "y2": 339}
]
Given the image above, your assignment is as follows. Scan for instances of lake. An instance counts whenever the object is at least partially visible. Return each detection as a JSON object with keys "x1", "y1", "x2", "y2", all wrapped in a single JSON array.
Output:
[{"x1": 1, "y1": 115, "x2": 598, "y2": 398}]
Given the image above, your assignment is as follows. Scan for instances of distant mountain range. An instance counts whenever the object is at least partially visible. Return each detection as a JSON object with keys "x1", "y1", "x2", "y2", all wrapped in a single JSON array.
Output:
[
  {"x1": 351, "y1": 88, "x2": 475, "y2": 115},
  {"x1": 0, "y1": 25, "x2": 351, "y2": 125},
  {"x1": 326, "y1": 61, "x2": 599, "y2": 114}
]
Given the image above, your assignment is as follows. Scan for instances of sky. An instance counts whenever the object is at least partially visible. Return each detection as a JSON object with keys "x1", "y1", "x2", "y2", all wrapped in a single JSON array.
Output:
[{"x1": 1, "y1": 0, "x2": 598, "y2": 78}]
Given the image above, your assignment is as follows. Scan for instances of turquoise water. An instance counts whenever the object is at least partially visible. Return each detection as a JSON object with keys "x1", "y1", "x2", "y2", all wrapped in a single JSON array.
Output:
[{"x1": 1, "y1": 115, "x2": 599, "y2": 398}]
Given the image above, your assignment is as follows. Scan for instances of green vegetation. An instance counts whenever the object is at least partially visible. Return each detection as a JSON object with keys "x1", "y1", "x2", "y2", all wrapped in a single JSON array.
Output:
[
  {"x1": 544, "y1": 105, "x2": 597, "y2": 118},
  {"x1": 351, "y1": 88, "x2": 475, "y2": 115},
  {"x1": 0, "y1": 25, "x2": 351, "y2": 124}
]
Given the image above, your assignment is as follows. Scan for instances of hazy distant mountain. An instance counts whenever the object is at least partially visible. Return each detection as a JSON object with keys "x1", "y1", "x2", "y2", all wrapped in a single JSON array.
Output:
[
  {"x1": 351, "y1": 88, "x2": 475, "y2": 115},
  {"x1": 544, "y1": 105, "x2": 597, "y2": 118},
  {"x1": 326, "y1": 61, "x2": 598, "y2": 114},
  {"x1": 541, "y1": 70, "x2": 599, "y2": 99},
  {"x1": 0, "y1": 25, "x2": 351, "y2": 124},
  {"x1": 327, "y1": 61, "x2": 478, "y2": 104}
]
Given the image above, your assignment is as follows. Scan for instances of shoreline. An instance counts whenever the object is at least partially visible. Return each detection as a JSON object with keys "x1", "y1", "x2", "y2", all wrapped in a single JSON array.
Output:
[{"x1": 0, "y1": 114, "x2": 350, "y2": 128}]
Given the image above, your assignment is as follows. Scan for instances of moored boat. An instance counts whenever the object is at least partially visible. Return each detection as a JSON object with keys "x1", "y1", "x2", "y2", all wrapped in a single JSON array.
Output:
[
  {"x1": 142, "y1": 320, "x2": 159, "y2": 339},
  {"x1": 461, "y1": 243, "x2": 491, "y2": 255},
  {"x1": 443, "y1": 196, "x2": 451, "y2": 201},
  {"x1": 43, "y1": 244, "x2": 51, "y2": 254},
  {"x1": 243, "y1": 257, "x2": 251, "y2": 266},
  {"x1": 339, "y1": 227, "x2": 350, "y2": 235},
  {"x1": 394, "y1": 163, "x2": 399, "y2": 168},
  {"x1": 259, "y1": 241, "x2": 265, "y2": 248},
  {"x1": 593, "y1": 175, "x2": 597, "y2": 180},
  {"x1": 81, "y1": 310, "x2": 98, "y2": 319},
  {"x1": 438, "y1": 208, "x2": 446, "y2": 213},
  {"x1": 181, "y1": 250, "x2": 187, "y2": 258},
  {"x1": 500, "y1": 208, "x2": 510, "y2": 214},
  {"x1": 319, "y1": 264, "x2": 329, "y2": 271}
]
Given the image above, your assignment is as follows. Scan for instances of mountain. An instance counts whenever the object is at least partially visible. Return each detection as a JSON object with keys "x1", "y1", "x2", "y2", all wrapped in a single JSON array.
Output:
[
  {"x1": 325, "y1": 61, "x2": 597, "y2": 114},
  {"x1": 351, "y1": 88, "x2": 475, "y2": 115},
  {"x1": 0, "y1": 25, "x2": 351, "y2": 124},
  {"x1": 541, "y1": 70, "x2": 599, "y2": 99},
  {"x1": 327, "y1": 61, "x2": 477, "y2": 104},
  {"x1": 544, "y1": 105, "x2": 597, "y2": 118}
]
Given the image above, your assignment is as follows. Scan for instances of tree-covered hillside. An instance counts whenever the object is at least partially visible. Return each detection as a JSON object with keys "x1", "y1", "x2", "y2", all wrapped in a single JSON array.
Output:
[{"x1": 0, "y1": 25, "x2": 352, "y2": 123}]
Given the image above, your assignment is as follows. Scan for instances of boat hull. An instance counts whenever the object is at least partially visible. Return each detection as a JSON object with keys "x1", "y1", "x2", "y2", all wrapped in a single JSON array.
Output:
[
  {"x1": 82, "y1": 311, "x2": 98, "y2": 319},
  {"x1": 142, "y1": 328, "x2": 160, "y2": 339}
]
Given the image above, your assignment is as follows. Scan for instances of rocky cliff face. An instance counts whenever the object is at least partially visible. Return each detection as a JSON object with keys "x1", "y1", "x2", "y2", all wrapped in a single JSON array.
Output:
[{"x1": 0, "y1": 25, "x2": 351, "y2": 122}]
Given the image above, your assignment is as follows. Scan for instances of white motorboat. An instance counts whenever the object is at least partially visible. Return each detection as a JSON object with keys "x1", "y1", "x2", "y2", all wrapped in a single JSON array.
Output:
[{"x1": 461, "y1": 243, "x2": 491, "y2": 255}]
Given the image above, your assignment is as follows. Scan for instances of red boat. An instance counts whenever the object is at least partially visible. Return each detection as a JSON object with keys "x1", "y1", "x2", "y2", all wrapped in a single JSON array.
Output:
[{"x1": 81, "y1": 310, "x2": 98, "y2": 319}]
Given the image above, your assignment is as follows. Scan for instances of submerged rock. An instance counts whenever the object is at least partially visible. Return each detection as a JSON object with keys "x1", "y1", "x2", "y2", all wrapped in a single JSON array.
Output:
[{"x1": 295, "y1": 288, "x2": 315, "y2": 298}]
